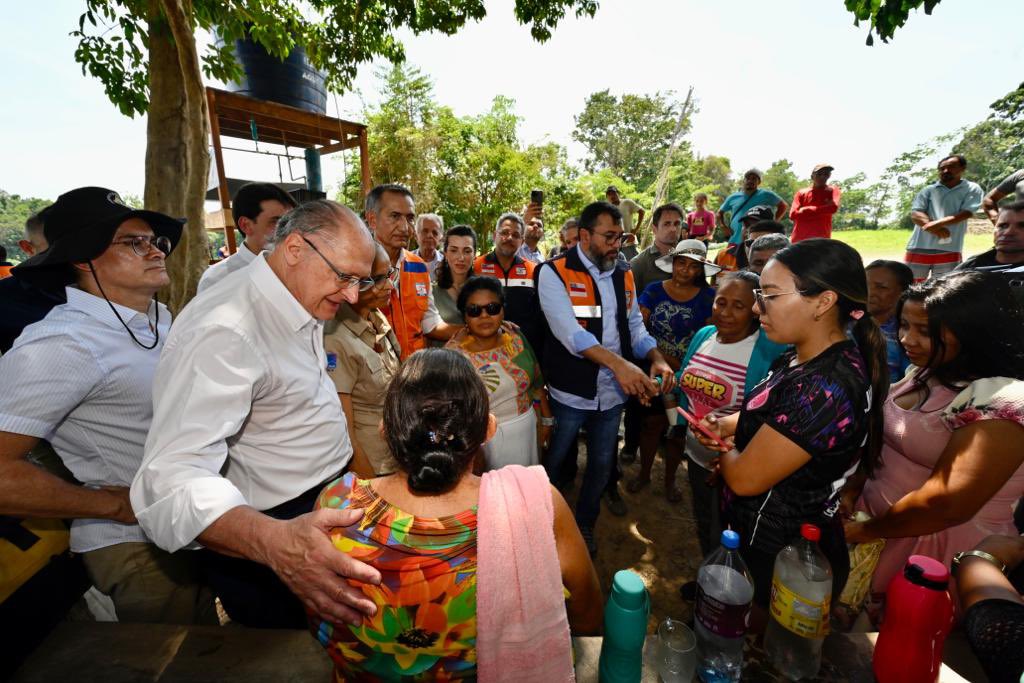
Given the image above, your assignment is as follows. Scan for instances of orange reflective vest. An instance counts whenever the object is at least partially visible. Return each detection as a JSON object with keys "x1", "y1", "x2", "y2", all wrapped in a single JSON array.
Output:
[
  {"x1": 383, "y1": 250, "x2": 432, "y2": 360},
  {"x1": 472, "y1": 252, "x2": 543, "y2": 351},
  {"x1": 473, "y1": 253, "x2": 536, "y2": 289},
  {"x1": 540, "y1": 248, "x2": 637, "y2": 399}
]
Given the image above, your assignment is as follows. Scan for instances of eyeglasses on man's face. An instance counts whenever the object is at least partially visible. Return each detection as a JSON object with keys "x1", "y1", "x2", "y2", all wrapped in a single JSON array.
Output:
[
  {"x1": 589, "y1": 230, "x2": 624, "y2": 245},
  {"x1": 301, "y1": 235, "x2": 376, "y2": 291},
  {"x1": 113, "y1": 234, "x2": 171, "y2": 257},
  {"x1": 369, "y1": 266, "x2": 397, "y2": 291}
]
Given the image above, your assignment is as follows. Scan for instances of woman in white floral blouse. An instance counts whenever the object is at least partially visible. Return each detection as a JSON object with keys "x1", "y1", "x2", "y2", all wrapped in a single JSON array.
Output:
[{"x1": 447, "y1": 276, "x2": 551, "y2": 470}]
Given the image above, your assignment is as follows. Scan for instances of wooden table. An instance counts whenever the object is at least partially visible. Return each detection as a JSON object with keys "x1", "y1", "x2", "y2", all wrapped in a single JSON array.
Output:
[{"x1": 13, "y1": 622, "x2": 985, "y2": 682}]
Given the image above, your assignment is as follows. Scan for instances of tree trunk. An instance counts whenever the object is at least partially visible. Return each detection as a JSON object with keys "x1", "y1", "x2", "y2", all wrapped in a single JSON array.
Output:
[{"x1": 145, "y1": 0, "x2": 209, "y2": 315}]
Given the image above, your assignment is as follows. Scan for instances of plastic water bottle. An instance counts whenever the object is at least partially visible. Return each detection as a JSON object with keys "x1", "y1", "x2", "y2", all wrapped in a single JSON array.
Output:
[
  {"x1": 764, "y1": 523, "x2": 833, "y2": 680},
  {"x1": 873, "y1": 555, "x2": 955, "y2": 683},
  {"x1": 598, "y1": 570, "x2": 649, "y2": 682},
  {"x1": 694, "y1": 529, "x2": 754, "y2": 682}
]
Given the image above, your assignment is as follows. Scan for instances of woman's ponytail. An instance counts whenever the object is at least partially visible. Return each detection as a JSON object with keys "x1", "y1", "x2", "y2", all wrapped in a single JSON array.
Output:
[{"x1": 850, "y1": 311, "x2": 890, "y2": 477}]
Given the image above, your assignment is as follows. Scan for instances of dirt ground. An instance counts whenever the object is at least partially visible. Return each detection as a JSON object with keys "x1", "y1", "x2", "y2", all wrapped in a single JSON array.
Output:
[{"x1": 561, "y1": 435, "x2": 702, "y2": 632}]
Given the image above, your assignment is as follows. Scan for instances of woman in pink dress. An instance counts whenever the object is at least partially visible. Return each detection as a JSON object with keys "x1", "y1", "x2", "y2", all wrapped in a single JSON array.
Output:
[{"x1": 844, "y1": 271, "x2": 1024, "y2": 616}]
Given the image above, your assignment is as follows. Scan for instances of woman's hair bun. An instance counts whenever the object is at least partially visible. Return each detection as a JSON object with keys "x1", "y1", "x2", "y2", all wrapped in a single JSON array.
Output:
[
  {"x1": 382, "y1": 349, "x2": 491, "y2": 494},
  {"x1": 408, "y1": 451, "x2": 458, "y2": 493}
]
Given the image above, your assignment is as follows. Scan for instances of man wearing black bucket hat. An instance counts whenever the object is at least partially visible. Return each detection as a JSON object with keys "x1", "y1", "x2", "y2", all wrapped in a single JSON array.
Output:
[{"x1": 0, "y1": 187, "x2": 212, "y2": 623}]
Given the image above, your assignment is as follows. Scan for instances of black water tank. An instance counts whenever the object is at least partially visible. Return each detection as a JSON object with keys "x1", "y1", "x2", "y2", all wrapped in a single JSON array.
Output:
[{"x1": 224, "y1": 37, "x2": 327, "y2": 114}]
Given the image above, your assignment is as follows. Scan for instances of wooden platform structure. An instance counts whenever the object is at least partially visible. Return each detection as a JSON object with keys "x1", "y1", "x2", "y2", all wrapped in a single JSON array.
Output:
[{"x1": 206, "y1": 87, "x2": 371, "y2": 254}]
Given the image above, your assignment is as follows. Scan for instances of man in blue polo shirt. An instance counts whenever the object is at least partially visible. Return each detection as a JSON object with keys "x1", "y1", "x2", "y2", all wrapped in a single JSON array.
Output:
[
  {"x1": 716, "y1": 168, "x2": 787, "y2": 246},
  {"x1": 906, "y1": 154, "x2": 983, "y2": 281}
]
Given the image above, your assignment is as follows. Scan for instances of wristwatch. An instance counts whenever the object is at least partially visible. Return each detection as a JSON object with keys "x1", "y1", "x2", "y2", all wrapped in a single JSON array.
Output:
[
  {"x1": 952, "y1": 550, "x2": 1006, "y2": 577},
  {"x1": 539, "y1": 416, "x2": 555, "y2": 427}
]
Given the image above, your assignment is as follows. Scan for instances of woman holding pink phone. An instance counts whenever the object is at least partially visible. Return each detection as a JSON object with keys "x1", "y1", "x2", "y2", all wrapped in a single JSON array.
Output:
[
  {"x1": 693, "y1": 239, "x2": 889, "y2": 619},
  {"x1": 663, "y1": 271, "x2": 786, "y2": 602}
]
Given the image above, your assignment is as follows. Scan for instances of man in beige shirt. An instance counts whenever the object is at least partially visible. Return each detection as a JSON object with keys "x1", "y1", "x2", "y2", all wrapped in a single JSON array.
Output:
[{"x1": 324, "y1": 243, "x2": 401, "y2": 476}]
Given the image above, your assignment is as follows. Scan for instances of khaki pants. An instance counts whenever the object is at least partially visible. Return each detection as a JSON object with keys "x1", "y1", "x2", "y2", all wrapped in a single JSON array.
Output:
[{"x1": 81, "y1": 542, "x2": 216, "y2": 624}]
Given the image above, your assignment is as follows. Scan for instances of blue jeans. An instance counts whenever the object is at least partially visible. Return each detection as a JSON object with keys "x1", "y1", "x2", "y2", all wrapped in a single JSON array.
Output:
[{"x1": 544, "y1": 398, "x2": 624, "y2": 529}]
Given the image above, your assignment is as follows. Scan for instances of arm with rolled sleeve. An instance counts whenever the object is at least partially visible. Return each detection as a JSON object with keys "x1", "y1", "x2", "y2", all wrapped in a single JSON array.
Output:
[
  {"x1": 537, "y1": 264, "x2": 599, "y2": 356},
  {"x1": 131, "y1": 325, "x2": 265, "y2": 552}
]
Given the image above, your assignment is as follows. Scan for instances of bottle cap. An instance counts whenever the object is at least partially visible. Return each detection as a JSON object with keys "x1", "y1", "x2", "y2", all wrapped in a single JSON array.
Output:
[
  {"x1": 611, "y1": 570, "x2": 647, "y2": 610},
  {"x1": 800, "y1": 523, "x2": 821, "y2": 542},
  {"x1": 905, "y1": 555, "x2": 949, "y2": 589},
  {"x1": 721, "y1": 530, "x2": 740, "y2": 549}
]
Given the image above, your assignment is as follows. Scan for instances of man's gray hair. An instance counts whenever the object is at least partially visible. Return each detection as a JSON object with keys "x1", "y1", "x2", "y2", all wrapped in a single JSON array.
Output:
[
  {"x1": 415, "y1": 213, "x2": 444, "y2": 233},
  {"x1": 364, "y1": 183, "x2": 414, "y2": 217},
  {"x1": 749, "y1": 233, "x2": 790, "y2": 254},
  {"x1": 269, "y1": 199, "x2": 367, "y2": 248},
  {"x1": 495, "y1": 212, "x2": 525, "y2": 234},
  {"x1": 560, "y1": 218, "x2": 578, "y2": 236}
]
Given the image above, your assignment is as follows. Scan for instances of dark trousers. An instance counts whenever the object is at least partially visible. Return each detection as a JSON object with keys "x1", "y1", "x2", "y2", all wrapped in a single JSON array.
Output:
[
  {"x1": 555, "y1": 421, "x2": 622, "y2": 494},
  {"x1": 202, "y1": 476, "x2": 336, "y2": 629},
  {"x1": 686, "y1": 460, "x2": 722, "y2": 558},
  {"x1": 622, "y1": 397, "x2": 642, "y2": 454}
]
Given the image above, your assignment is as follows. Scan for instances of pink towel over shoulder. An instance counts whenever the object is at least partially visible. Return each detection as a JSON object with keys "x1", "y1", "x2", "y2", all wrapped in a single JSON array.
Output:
[{"x1": 477, "y1": 464, "x2": 575, "y2": 682}]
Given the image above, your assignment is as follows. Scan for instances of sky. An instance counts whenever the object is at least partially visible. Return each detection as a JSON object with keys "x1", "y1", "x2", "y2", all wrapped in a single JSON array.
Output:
[{"x1": 2, "y1": 0, "x2": 1022, "y2": 202}]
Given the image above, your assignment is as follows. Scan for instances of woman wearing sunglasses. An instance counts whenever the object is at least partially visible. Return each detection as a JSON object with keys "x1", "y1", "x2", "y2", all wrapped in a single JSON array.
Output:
[
  {"x1": 694, "y1": 238, "x2": 889, "y2": 621},
  {"x1": 448, "y1": 276, "x2": 552, "y2": 470},
  {"x1": 324, "y1": 242, "x2": 402, "y2": 476}
]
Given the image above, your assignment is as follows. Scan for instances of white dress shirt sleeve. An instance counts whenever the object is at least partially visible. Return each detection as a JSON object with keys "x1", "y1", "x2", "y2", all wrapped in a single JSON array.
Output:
[
  {"x1": 131, "y1": 325, "x2": 267, "y2": 552},
  {"x1": 421, "y1": 283, "x2": 442, "y2": 333},
  {"x1": 537, "y1": 264, "x2": 599, "y2": 356},
  {"x1": 627, "y1": 288, "x2": 658, "y2": 360}
]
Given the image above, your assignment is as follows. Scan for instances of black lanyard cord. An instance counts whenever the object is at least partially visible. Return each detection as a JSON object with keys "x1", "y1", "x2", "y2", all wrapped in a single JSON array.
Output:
[{"x1": 86, "y1": 261, "x2": 160, "y2": 350}]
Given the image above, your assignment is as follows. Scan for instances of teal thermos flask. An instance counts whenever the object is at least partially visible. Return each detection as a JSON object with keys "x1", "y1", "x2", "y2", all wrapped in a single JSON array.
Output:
[{"x1": 599, "y1": 570, "x2": 650, "y2": 682}]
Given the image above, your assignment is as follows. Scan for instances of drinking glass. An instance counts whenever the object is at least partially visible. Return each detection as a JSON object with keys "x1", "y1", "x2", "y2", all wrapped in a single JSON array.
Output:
[{"x1": 657, "y1": 617, "x2": 696, "y2": 682}]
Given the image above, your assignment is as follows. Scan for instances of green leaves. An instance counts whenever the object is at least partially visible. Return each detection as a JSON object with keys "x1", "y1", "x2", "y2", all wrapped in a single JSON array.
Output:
[
  {"x1": 72, "y1": 0, "x2": 597, "y2": 119},
  {"x1": 71, "y1": 1, "x2": 149, "y2": 117},
  {"x1": 845, "y1": 0, "x2": 946, "y2": 45},
  {"x1": 572, "y1": 90, "x2": 684, "y2": 190}
]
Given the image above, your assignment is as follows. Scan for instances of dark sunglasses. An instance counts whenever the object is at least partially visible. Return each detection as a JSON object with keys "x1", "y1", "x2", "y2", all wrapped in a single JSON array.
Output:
[{"x1": 465, "y1": 302, "x2": 503, "y2": 318}]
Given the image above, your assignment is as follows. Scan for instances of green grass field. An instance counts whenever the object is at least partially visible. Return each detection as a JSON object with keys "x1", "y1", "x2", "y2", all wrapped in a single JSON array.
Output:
[
  {"x1": 710, "y1": 229, "x2": 994, "y2": 264},
  {"x1": 830, "y1": 229, "x2": 994, "y2": 263}
]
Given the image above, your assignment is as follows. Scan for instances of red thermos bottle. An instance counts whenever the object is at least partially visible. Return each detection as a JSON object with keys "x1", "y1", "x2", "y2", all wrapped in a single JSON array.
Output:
[{"x1": 873, "y1": 555, "x2": 955, "y2": 683}]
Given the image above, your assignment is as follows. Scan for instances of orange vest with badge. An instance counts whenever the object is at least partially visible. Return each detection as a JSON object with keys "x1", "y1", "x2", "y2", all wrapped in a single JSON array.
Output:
[
  {"x1": 474, "y1": 253, "x2": 536, "y2": 288},
  {"x1": 384, "y1": 250, "x2": 432, "y2": 360},
  {"x1": 539, "y1": 248, "x2": 637, "y2": 399},
  {"x1": 473, "y1": 253, "x2": 544, "y2": 353}
]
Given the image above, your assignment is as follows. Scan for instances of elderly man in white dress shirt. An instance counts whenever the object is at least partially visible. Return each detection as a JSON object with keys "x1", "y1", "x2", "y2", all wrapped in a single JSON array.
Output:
[
  {"x1": 132, "y1": 199, "x2": 382, "y2": 628},
  {"x1": 197, "y1": 182, "x2": 296, "y2": 293},
  {"x1": 0, "y1": 187, "x2": 211, "y2": 623}
]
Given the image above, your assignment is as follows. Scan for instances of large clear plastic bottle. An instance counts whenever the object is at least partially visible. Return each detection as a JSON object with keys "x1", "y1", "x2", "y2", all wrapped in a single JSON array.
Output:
[
  {"x1": 694, "y1": 529, "x2": 754, "y2": 682},
  {"x1": 764, "y1": 523, "x2": 833, "y2": 680}
]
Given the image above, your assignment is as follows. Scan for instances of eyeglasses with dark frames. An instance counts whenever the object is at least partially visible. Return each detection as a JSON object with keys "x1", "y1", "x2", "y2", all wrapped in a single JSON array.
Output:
[
  {"x1": 112, "y1": 235, "x2": 172, "y2": 257},
  {"x1": 370, "y1": 266, "x2": 398, "y2": 290},
  {"x1": 301, "y1": 235, "x2": 376, "y2": 291},
  {"x1": 592, "y1": 231, "x2": 624, "y2": 245}
]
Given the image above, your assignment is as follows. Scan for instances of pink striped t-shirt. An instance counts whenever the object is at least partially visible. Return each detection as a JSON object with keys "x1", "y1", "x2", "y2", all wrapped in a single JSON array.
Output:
[{"x1": 679, "y1": 332, "x2": 757, "y2": 467}]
